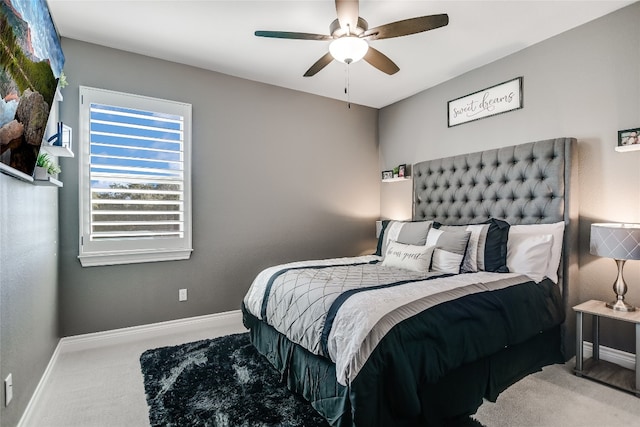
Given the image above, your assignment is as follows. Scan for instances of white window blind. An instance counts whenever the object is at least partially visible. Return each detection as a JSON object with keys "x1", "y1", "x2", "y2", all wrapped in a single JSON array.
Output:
[{"x1": 79, "y1": 86, "x2": 192, "y2": 266}]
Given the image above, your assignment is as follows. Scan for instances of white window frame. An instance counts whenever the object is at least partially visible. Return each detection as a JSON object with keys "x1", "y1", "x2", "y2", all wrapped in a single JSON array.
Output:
[{"x1": 78, "y1": 86, "x2": 192, "y2": 267}]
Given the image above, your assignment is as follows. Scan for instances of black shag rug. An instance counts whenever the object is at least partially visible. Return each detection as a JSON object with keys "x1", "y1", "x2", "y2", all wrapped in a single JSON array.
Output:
[
  {"x1": 140, "y1": 332, "x2": 329, "y2": 427},
  {"x1": 140, "y1": 332, "x2": 485, "y2": 427}
]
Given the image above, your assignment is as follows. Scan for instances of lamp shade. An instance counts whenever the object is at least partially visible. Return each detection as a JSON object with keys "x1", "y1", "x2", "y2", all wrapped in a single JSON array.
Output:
[
  {"x1": 329, "y1": 36, "x2": 368, "y2": 64},
  {"x1": 590, "y1": 223, "x2": 640, "y2": 260}
]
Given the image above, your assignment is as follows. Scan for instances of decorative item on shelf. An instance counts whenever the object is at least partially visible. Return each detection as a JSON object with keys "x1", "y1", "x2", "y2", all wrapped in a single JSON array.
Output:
[
  {"x1": 590, "y1": 223, "x2": 640, "y2": 312},
  {"x1": 58, "y1": 71, "x2": 68, "y2": 89},
  {"x1": 42, "y1": 121, "x2": 73, "y2": 158},
  {"x1": 47, "y1": 122, "x2": 72, "y2": 150},
  {"x1": 382, "y1": 164, "x2": 411, "y2": 182},
  {"x1": 34, "y1": 152, "x2": 61, "y2": 180},
  {"x1": 616, "y1": 127, "x2": 640, "y2": 152}
]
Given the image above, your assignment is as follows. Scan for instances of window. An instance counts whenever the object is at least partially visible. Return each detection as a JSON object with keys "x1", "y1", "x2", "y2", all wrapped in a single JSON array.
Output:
[{"x1": 78, "y1": 86, "x2": 192, "y2": 267}]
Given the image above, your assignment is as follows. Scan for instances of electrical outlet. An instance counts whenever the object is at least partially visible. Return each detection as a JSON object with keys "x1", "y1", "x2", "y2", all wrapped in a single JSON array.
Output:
[
  {"x1": 179, "y1": 288, "x2": 187, "y2": 302},
  {"x1": 5, "y1": 373, "x2": 13, "y2": 406}
]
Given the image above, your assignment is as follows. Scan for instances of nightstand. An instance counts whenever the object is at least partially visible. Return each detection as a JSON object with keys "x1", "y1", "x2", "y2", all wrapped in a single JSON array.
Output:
[{"x1": 573, "y1": 299, "x2": 640, "y2": 396}]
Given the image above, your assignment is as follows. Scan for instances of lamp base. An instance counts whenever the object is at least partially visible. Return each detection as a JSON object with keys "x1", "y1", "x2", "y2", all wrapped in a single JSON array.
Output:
[{"x1": 606, "y1": 299, "x2": 636, "y2": 312}]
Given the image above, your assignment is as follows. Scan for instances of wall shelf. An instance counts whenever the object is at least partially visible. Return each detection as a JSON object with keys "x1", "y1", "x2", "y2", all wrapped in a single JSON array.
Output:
[
  {"x1": 41, "y1": 144, "x2": 74, "y2": 158},
  {"x1": 382, "y1": 176, "x2": 412, "y2": 183},
  {"x1": 615, "y1": 144, "x2": 640, "y2": 153},
  {"x1": 33, "y1": 176, "x2": 63, "y2": 187},
  {"x1": 0, "y1": 163, "x2": 34, "y2": 183},
  {"x1": 37, "y1": 87, "x2": 72, "y2": 185}
]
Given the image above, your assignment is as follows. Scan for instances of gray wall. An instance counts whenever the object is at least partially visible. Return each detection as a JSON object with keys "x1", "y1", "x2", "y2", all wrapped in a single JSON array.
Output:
[
  {"x1": 58, "y1": 38, "x2": 380, "y2": 336},
  {"x1": 379, "y1": 3, "x2": 640, "y2": 352},
  {"x1": 0, "y1": 176, "x2": 59, "y2": 427}
]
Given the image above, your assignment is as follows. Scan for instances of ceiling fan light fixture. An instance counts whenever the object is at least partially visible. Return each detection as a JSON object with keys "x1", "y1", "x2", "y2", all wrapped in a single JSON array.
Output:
[{"x1": 329, "y1": 36, "x2": 368, "y2": 64}]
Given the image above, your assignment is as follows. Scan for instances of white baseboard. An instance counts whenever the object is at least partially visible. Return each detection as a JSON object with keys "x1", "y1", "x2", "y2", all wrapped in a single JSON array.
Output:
[
  {"x1": 17, "y1": 310, "x2": 244, "y2": 427},
  {"x1": 59, "y1": 309, "x2": 243, "y2": 353},
  {"x1": 582, "y1": 341, "x2": 635, "y2": 370},
  {"x1": 17, "y1": 340, "x2": 63, "y2": 427}
]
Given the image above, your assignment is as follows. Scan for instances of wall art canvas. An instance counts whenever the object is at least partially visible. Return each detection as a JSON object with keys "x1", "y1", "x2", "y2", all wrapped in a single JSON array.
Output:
[
  {"x1": 448, "y1": 77, "x2": 523, "y2": 127},
  {"x1": 0, "y1": 0, "x2": 64, "y2": 180}
]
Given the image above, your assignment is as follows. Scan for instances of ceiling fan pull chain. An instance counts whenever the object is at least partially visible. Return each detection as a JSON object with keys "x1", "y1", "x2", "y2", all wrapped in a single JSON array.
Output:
[{"x1": 345, "y1": 62, "x2": 351, "y2": 109}]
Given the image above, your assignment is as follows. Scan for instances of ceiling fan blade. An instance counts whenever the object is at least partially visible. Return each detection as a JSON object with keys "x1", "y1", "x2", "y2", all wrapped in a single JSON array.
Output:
[
  {"x1": 255, "y1": 30, "x2": 333, "y2": 41},
  {"x1": 335, "y1": 0, "x2": 359, "y2": 33},
  {"x1": 304, "y1": 52, "x2": 334, "y2": 77},
  {"x1": 363, "y1": 47, "x2": 399, "y2": 75},
  {"x1": 363, "y1": 14, "x2": 449, "y2": 41}
]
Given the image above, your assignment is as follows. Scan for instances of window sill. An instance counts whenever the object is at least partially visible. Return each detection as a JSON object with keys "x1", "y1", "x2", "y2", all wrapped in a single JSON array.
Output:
[{"x1": 78, "y1": 248, "x2": 193, "y2": 267}]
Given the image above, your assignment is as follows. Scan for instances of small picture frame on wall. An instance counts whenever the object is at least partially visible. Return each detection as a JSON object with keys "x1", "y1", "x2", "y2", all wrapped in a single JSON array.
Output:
[
  {"x1": 398, "y1": 164, "x2": 406, "y2": 178},
  {"x1": 382, "y1": 170, "x2": 393, "y2": 180},
  {"x1": 616, "y1": 128, "x2": 640, "y2": 152}
]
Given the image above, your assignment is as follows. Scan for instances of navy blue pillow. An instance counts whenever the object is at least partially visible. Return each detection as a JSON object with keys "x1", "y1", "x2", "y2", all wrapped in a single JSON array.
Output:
[
  {"x1": 375, "y1": 220, "x2": 391, "y2": 256},
  {"x1": 482, "y1": 218, "x2": 510, "y2": 273}
]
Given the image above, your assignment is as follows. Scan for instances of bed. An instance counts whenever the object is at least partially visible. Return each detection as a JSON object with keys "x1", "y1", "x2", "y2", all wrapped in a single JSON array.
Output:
[{"x1": 242, "y1": 137, "x2": 579, "y2": 426}]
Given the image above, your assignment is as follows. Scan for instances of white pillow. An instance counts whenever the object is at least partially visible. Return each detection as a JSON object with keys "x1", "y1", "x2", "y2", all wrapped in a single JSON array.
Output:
[
  {"x1": 431, "y1": 249, "x2": 464, "y2": 274},
  {"x1": 508, "y1": 222, "x2": 565, "y2": 283},
  {"x1": 382, "y1": 240, "x2": 435, "y2": 273},
  {"x1": 506, "y1": 233, "x2": 553, "y2": 282}
]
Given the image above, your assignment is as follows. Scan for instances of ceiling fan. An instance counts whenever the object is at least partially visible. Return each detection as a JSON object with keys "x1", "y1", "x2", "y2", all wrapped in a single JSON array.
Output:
[{"x1": 255, "y1": 0, "x2": 449, "y2": 77}]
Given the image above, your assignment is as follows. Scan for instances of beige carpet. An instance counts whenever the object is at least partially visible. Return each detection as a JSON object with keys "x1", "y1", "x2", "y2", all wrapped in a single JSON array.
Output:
[
  {"x1": 474, "y1": 361, "x2": 640, "y2": 426},
  {"x1": 22, "y1": 314, "x2": 640, "y2": 426}
]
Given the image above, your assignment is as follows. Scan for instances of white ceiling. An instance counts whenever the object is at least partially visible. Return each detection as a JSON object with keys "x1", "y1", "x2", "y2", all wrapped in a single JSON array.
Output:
[{"x1": 47, "y1": 0, "x2": 635, "y2": 109}]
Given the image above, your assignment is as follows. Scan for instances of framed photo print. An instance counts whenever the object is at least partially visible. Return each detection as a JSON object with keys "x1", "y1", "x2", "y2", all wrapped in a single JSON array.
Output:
[
  {"x1": 398, "y1": 164, "x2": 406, "y2": 178},
  {"x1": 616, "y1": 128, "x2": 640, "y2": 152},
  {"x1": 382, "y1": 170, "x2": 393, "y2": 180}
]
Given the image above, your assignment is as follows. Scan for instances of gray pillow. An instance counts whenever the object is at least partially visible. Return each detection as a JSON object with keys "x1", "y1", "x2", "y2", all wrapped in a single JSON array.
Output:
[
  {"x1": 375, "y1": 220, "x2": 433, "y2": 256},
  {"x1": 437, "y1": 224, "x2": 490, "y2": 273},
  {"x1": 425, "y1": 228, "x2": 471, "y2": 274}
]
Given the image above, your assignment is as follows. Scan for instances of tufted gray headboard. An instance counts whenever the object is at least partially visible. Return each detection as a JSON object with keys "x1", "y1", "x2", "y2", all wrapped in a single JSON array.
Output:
[{"x1": 412, "y1": 137, "x2": 579, "y2": 358}]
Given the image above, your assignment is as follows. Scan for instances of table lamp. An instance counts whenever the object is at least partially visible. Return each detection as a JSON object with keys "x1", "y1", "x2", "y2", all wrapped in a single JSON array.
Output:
[{"x1": 590, "y1": 223, "x2": 640, "y2": 311}]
